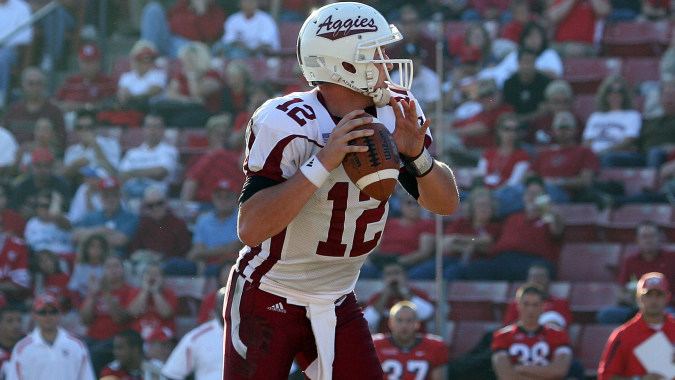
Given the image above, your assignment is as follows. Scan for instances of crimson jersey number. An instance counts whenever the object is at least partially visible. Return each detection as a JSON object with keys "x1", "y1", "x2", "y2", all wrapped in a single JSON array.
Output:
[
  {"x1": 276, "y1": 98, "x2": 316, "y2": 126},
  {"x1": 316, "y1": 182, "x2": 386, "y2": 257}
]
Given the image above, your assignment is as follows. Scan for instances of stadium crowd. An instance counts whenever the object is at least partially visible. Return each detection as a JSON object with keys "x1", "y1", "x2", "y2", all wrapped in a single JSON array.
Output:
[{"x1": 0, "y1": 0, "x2": 673, "y2": 379}]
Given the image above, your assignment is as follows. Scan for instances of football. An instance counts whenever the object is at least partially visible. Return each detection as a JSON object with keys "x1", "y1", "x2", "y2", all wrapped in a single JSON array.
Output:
[{"x1": 342, "y1": 121, "x2": 401, "y2": 201}]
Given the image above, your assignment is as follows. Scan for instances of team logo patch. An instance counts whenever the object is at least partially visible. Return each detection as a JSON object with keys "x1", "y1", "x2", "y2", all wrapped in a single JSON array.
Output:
[{"x1": 315, "y1": 15, "x2": 378, "y2": 40}]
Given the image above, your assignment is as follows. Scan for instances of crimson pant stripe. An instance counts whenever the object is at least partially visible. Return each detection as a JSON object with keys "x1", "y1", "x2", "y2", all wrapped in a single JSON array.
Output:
[{"x1": 250, "y1": 229, "x2": 287, "y2": 284}]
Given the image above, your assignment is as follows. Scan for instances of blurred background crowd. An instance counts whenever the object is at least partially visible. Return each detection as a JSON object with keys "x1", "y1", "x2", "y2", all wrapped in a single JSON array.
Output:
[{"x1": 0, "y1": 0, "x2": 674, "y2": 378}]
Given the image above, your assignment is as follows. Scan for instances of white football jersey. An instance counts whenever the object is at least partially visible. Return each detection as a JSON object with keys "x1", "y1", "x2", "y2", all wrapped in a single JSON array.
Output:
[{"x1": 237, "y1": 87, "x2": 430, "y2": 302}]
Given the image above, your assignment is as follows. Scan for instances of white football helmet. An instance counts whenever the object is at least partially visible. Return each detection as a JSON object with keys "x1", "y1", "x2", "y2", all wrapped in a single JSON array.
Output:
[{"x1": 297, "y1": 2, "x2": 414, "y2": 106}]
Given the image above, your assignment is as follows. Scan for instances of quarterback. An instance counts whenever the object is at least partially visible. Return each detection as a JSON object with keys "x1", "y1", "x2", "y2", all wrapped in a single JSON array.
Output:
[{"x1": 223, "y1": 2, "x2": 459, "y2": 379}]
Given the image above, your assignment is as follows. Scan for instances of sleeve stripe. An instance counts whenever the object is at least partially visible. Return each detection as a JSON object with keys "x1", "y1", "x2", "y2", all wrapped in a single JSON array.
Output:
[{"x1": 245, "y1": 134, "x2": 323, "y2": 181}]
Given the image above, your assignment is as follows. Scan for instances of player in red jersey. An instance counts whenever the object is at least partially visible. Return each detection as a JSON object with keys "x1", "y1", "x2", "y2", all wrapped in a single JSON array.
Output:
[
  {"x1": 373, "y1": 301, "x2": 448, "y2": 380},
  {"x1": 224, "y1": 2, "x2": 459, "y2": 379},
  {"x1": 492, "y1": 284, "x2": 572, "y2": 380},
  {"x1": 597, "y1": 272, "x2": 675, "y2": 380}
]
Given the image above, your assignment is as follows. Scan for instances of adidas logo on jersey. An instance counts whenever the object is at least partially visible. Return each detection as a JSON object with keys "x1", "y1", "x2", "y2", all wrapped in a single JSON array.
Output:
[{"x1": 267, "y1": 302, "x2": 286, "y2": 313}]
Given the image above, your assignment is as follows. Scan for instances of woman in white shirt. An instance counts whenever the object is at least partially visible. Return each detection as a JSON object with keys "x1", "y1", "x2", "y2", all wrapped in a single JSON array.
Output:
[
  {"x1": 117, "y1": 40, "x2": 167, "y2": 112},
  {"x1": 583, "y1": 75, "x2": 643, "y2": 167}
]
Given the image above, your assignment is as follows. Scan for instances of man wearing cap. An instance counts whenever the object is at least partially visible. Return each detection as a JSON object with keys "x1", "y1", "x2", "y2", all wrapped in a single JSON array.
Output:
[
  {"x1": 492, "y1": 284, "x2": 573, "y2": 380},
  {"x1": 73, "y1": 176, "x2": 138, "y2": 253},
  {"x1": 56, "y1": 43, "x2": 117, "y2": 113},
  {"x1": 162, "y1": 287, "x2": 225, "y2": 380},
  {"x1": 531, "y1": 110, "x2": 600, "y2": 203},
  {"x1": 187, "y1": 179, "x2": 240, "y2": 274},
  {"x1": 598, "y1": 272, "x2": 675, "y2": 380},
  {"x1": 11, "y1": 146, "x2": 70, "y2": 219},
  {"x1": 7, "y1": 293, "x2": 95, "y2": 380}
]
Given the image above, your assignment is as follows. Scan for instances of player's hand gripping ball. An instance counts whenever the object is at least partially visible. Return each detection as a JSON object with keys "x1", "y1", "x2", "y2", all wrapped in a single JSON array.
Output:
[{"x1": 342, "y1": 121, "x2": 401, "y2": 201}]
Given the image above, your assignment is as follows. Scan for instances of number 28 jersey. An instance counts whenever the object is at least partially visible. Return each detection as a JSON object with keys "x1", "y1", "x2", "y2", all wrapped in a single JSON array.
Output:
[
  {"x1": 237, "y1": 87, "x2": 430, "y2": 302},
  {"x1": 491, "y1": 324, "x2": 572, "y2": 366}
]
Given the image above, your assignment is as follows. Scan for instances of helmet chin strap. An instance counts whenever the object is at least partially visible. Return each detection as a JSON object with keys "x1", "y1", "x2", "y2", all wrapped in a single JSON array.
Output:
[{"x1": 368, "y1": 87, "x2": 390, "y2": 107}]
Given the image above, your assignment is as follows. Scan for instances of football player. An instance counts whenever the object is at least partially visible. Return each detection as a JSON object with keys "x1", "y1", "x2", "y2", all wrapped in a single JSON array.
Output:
[
  {"x1": 223, "y1": 2, "x2": 459, "y2": 379},
  {"x1": 373, "y1": 301, "x2": 449, "y2": 380},
  {"x1": 491, "y1": 284, "x2": 572, "y2": 380}
]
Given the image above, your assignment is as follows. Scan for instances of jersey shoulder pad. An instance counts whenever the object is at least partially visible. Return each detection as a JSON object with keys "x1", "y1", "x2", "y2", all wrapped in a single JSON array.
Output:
[
  {"x1": 371, "y1": 333, "x2": 387, "y2": 343},
  {"x1": 494, "y1": 324, "x2": 516, "y2": 337},
  {"x1": 251, "y1": 92, "x2": 318, "y2": 136},
  {"x1": 422, "y1": 333, "x2": 445, "y2": 343}
]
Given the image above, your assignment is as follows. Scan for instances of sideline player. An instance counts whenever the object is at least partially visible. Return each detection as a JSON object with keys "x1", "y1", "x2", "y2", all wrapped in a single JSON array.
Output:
[
  {"x1": 373, "y1": 301, "x2": 448, "y2": 380},
  {"x1": 597, "y1": 272, "x2": 675, "y2": 380},
  {"x1": 223, "y1": 2, "x2": 459, "y2": 379},
  {"x1": 491, "y1": 284, "x2": 572, "y2": 380}
]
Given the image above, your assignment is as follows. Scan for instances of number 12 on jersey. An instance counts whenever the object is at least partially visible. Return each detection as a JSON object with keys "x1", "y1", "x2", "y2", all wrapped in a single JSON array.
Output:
[{"x1": 316, "y1": 182, "x2": 386, "y2": 258}]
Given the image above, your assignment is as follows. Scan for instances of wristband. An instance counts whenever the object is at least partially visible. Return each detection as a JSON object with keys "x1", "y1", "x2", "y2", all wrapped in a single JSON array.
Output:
[
  {"x1": 300, "y1": 155, "x2": 330, "y2": 188},
  {"x1": 402, "y1": 147, "x2": 434, "y2": 177}
]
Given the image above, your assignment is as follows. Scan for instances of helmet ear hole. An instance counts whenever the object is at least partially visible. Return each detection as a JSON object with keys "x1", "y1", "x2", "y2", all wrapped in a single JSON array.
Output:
[{"x1": 342, "y1": 62, "x2": 357, "y2": 74}]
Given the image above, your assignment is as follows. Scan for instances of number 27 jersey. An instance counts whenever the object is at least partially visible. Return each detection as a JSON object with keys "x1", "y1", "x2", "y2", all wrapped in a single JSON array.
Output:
[{"x1": 237, "y1": 88, "x2": 429, "y2": 301}]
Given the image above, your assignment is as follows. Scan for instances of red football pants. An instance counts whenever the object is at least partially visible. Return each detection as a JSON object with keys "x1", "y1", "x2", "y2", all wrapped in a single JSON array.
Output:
[{"x1": 223, "y1": 269, "x2": 383, "y2": 379}]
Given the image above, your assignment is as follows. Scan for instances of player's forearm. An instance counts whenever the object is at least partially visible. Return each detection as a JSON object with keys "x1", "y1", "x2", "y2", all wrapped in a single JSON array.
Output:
[
  {"x1": 417, "y1": 161, "x2": 460, "y2": 215},
  {"x1": 238, "y1": 173, "x2": 317, "y2": 247}
]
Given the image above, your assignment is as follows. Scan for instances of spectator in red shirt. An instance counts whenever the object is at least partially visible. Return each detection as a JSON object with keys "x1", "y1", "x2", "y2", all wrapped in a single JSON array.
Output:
[
  {"x1": 436, "y1": 187, "x2": 501, "y2": 281},
  {"x1": 130, "y1": 187, "x2": 192, "y2": 275},
  {"x1": 0, "y1": 184, "x2": 25, "y2": 238},
  {"x1": 127, "y1": 263, "x2": 177, "y2": 341},
  {"x1": 462, "y1": 176, "x2": 564, "y2": 281},
  {"x1": 453, "y1": 79, "x2": 515, "y2": 150},
  {"x1": 361, "y1": 192, "x2": 434, "y2": 279},
  {"x1": 141, "y1": 0, "x2": 226, "y2": 57},
  {"x1": 532, "y1": 111, "x2": 600, "y2": 203},
  {"x1": 153, "y1": 41, "x2": 224, "y2": 127},
  {"x1": 477, "y1": 112, "x2": 531, "y2": 190},
  {"x1": 598, "y1": 272, "x2": 675, "y2": 380},
  {"x1": 100, "y1": 330, "x2": 144, "y2": 380},
  {"x1": 32, "y1": 249, "x2": 72, "y2": 309},
  {"x1": 0, "y1": 219, "x2": 30, "y2": 302},
  {"x1": 503, "y1": 263, "x2": 573, "y2": 327},
  {"x1": 500, "y1": 0, "x2": 533, "y2": 44},
  {"x1": 363, "y1": 262, "x2": 435, "y2": 334},
  {"x1": 79, "y1": 255, "x2": 134, "y2": 374},
  {"x1": 492, "y1": 284, "x2": 573, "y2": 379},
  {"x1": 547, "y1": 0, "x2": 611, "y2": 57},
  {"x1": 2, "y1": 67, "x2": 66, "y2": 154},
  {"x1": 598, "y1": 221, "x2": 675, "y2": 324},
  {"x1": 55, "y1": 44, "x2": 116, "y2": 113},
  {"x1": 180, "y1": 114, "x2": 244, "y2": 206},
  {"x1": 528, "y1": 79, "x2": 576, "y2": 143}
]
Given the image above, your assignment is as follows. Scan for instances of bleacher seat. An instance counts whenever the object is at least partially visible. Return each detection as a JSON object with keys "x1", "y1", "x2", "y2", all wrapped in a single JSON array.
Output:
[
  {"x1": 569, "y1": 283, "x2": 620, "y2": 323},
  {"x1": 602, "y1": 21, "x2": 670, "y2": 57},
  {"x1": 576, "y1": 324, "x2": 619, "y2": 375},
  {"x1": 450, "y1": 321, "x2": 500, "y2": 358},
  {"x1": 572, "y1": 94, "x2": 597, "y2": 124},
  {"x1": 554, "y1": 204, "x2": 601, "y2": 242},
  {"x1": 600, "y1": 204, "x2": 673, "y2": 243},
  {"x1": 558, "y1": 243, "x2": 622, "y2": 282},
  {"x1": 448, "y1": 281, "x2": 508, "y2": 321},
  {"x1": 563, "y1": 57, "x2": 622, "y2": 94},
  {"x1": 598, "y1": 168, "x2": 657, "y2": 196},
  {"x1": 621, "y1": 57, "x2": 661, "y2": 88}
]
